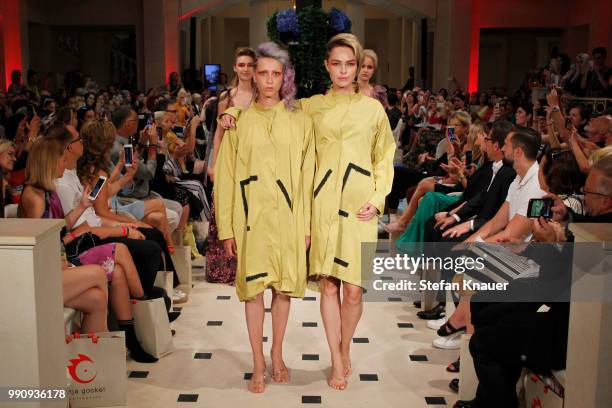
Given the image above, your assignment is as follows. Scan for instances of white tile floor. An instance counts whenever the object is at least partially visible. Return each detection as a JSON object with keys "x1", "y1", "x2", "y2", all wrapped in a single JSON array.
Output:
[{"x1": 125, "y1": 266, "x2": 460, "y2": 408}]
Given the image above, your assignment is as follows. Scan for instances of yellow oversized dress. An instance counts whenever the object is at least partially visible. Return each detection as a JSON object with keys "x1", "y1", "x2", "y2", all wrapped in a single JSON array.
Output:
[
  {"x1": 301, "y1": 90, "x2": 395, "y2": 288},
  {"x1": 214, "y1": 101, "x2": 315, "y2": 301}
]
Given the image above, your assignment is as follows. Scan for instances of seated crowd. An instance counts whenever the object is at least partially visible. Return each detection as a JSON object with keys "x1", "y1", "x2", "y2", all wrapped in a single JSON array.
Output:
[
  {"x1": 0, "y1": 44, "x2": 610, "y2": 406},
  {"x1": 376, "y1": 47, "x2": 611, "y2": 407}
]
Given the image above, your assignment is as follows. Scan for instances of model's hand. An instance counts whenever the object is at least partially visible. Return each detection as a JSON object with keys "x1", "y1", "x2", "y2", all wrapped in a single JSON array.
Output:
[
  {"x1": 305, "y1": 235, "x2": 311, "y2": 250},
  {"x1": 357, "y1": 202, "x2": 377, "y2": 221},
  {"x1": 222, "y1": 238, "x2": 237, "y2": 257},
  {"x1": 219, "y1": 114, "x2": 236, "y2": 130}
]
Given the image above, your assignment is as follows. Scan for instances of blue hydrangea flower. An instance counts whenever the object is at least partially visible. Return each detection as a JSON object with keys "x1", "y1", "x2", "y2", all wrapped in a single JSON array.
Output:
[
  {"x1": 277, "y1": 9, "x2": 300, "y2": 36},
  {"x1": 328, "y1": 9, "x2": 351, "y2": 33}
]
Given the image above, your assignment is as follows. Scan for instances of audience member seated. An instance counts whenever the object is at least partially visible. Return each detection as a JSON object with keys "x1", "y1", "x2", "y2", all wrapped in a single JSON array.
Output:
[{"x1": 19, "y1": 136, "x2": 157, "y2": 362}]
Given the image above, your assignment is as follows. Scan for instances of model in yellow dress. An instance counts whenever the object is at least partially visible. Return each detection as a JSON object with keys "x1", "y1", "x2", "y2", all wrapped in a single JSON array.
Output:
[
  {"x1": 214, "y1": 42, "x2": 315, "y2": 393},
  {"x1": 219, "y1": 34, "x2": 395, "y2": 391}
]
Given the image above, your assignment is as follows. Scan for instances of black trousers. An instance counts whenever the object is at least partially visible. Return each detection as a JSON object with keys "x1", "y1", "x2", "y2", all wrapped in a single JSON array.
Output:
[{"x1": 388, "y1": 166, "x2": 427, "y2": 210}]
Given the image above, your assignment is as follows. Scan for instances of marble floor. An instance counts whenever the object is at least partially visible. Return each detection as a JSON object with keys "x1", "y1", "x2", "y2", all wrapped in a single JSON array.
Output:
[{"x1": 125, "y1": 265, "x2": 460, "y2": 408}]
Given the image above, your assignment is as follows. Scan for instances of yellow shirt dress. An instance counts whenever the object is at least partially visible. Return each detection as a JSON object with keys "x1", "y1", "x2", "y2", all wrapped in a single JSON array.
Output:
[
  {"x1": 214, "y1": 101, "x2": 316, "y2": 301},
  {"x1": 301, "y1": 90, "x2": 395, "y2": 288}
]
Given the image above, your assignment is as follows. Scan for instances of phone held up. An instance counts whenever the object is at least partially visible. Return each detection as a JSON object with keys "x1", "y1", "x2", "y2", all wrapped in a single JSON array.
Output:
[
  {"x1": 124, "y1": 144, "x2": 134, "y2": 167},
  {"x1": 527, "y1": 198, "x2": 554, "y2": 219},
  {"x1": 88, "y1": 176, "x2": 107, "y2": 201}
]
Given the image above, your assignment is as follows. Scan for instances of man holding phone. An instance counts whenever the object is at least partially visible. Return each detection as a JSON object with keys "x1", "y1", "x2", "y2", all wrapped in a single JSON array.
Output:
[{"x1": 110, "y1": 107, "x2": 183, "y2": 232}]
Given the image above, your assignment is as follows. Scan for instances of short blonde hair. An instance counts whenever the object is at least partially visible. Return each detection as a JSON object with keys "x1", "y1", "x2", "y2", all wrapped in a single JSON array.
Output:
[
  {"x1": 362, "y1": 49, "x2": 378, "y2": 70},
  {"x1": 0, "y1": 139, "x2": 15, "y2": 155},
  {"x1": 25, "y1": 137, "x2": 66, "y2": 191},
  {"x1": 326, "y1": 33, "x2": 364, "y2": 67},
  {"x1": 449, "y1": 110, "x2": 472, "y2": 129}
]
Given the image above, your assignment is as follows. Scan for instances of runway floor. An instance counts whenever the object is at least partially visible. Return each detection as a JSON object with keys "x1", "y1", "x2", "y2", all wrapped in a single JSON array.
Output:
[{"x1": 125, "y1": 265, "x2": 460, "y2": 408}]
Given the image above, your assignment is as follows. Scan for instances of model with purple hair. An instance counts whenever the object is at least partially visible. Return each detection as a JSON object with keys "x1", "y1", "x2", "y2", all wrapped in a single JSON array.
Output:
[{"x1": 214, "y1": 41, "x2": 316, "y2": 393}]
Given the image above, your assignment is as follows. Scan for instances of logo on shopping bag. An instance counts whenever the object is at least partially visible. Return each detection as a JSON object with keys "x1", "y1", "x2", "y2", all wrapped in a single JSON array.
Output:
[
  {"x1": 68, "y1": 354, "x2": 98, "y2": 384},
  {"x1": 531, "y1": 398, "x2": 543, "y2": 408}
]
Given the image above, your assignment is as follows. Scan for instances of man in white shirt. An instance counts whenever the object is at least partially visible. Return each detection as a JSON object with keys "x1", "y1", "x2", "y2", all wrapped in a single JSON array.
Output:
[{"x1": 466, "y1": 127, "x2": 546, "y2": 243}]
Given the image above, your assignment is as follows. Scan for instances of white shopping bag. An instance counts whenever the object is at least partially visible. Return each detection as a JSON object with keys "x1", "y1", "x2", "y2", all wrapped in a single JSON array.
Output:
[
  {"x1": 65, "y1": 331, "x2": 127, "y2": 408},
  {"x1": 132, "y1": 298, "x2": 173, "y2": 358}
]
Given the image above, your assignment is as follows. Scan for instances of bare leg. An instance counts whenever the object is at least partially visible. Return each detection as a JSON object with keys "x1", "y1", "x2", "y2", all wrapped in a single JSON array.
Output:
[
  {"x1": 245, "y1": 292, "x2": 266, "y2": 393},
  {"x1": 62, "y1": 265, "x2": 109, "y2": 333},
  {"x1": 340, "y1": 283, "x2": 363, "y2": 378},
  {"x1": 385, "y1": 177, "x2": 435, "y2": 232},
  {"x1": 270, "y1": 289, "x2": 291, "y2": 383},
  {"x1": 108, "y1": 264, "x2": 134, "y2": 321},
  {"x1": 143, "y1": 199, "x2": 174, "y2": 246},
  {"x1": 446, "y1": 297, "x2": 474, "y2": 333},
  {"x1": 319, "y1": 277, "x2": 346, "y2": 390},
  {"x1": 113, "y1": 243, "x2": 144, "y2": 299}
]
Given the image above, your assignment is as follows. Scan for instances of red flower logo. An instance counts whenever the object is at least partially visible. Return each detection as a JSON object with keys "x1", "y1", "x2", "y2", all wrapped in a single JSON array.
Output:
[{"x1": 67, "y1": 354, "x2": 97, "y2": 384}]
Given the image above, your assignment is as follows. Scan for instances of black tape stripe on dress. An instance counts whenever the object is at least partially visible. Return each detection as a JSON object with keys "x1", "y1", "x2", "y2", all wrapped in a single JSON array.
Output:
[
  {"x1": 276, "y1": 180, "x2": 292, "y2": 210},
  {"x1": 246, "y1": 272, "x2": 268, "y2": 282},
  {"x1": 338, "y1": 209, "x2": 349, "y2": 217},
  {"x1": 239, "y1": 175, "x2": 258, "y2": 217},
  {"x1": 342, "y1": 163, "x2": 371, "y2": 191},
  {"x1": 313, "y1": 169, "x2": 332, "y2": 198},
  {"x1": 334, "y1": 257, "x2": 349, "y2": 267}
]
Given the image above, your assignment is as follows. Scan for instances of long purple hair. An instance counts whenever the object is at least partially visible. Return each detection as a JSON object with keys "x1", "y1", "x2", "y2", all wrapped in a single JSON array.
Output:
[{"x1": 255, "y1": 42, "x2": 296, "y2": 111}]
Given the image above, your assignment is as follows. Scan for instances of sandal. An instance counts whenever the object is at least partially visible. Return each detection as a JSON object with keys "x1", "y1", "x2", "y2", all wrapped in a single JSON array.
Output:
[
  {"x1": 436, "y1": 321, "x2": 466, "y2": 337},
  {"x1": 446, "y1": 358, "x2": 460, "y2": 373},
  {"x1": 449, "y1": 378, "x2": 459, "y2": 393}
]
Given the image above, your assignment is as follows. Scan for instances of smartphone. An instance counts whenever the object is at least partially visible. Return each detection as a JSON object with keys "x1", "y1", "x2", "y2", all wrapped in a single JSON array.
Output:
[
  {"x1": 124, "y1": 144, "x2": 134, "y2": 167},
  {"x1": 157, "y1": 127, "x2": 163, "y2": 142},
  {"x1": 465, "y1": 151, "x2": 473, "y2": 166},
  {"x1": 436, "y1": 102, "x2": 445, "y2": 110},
  {"x1": 446, "y1": 126, "x2": 457, "y2": 142},
  {"x1": 527, "y1": 198, "x2": 554, "y2": 219},
  {"x1": 88, "y1": 176, "x2": 107, "y2": 201}
]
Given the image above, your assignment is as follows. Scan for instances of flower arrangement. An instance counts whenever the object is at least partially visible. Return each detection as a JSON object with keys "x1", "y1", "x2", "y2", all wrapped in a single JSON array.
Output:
[{"x1": 267, "y1": 6, "x2": 353, "y2": 97}]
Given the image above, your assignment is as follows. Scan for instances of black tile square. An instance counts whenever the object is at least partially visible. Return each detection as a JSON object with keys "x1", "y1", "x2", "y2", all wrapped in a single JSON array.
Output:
[
  {"x1": 194, "y1": 353, "x2": 212, "y2": 359},
  {"x1": 262, "y1": 336, "x2": 268, "y2": 342},
  {"x1": 388, "y1": 297, "x2": 402, "y2": 302},
  {"x1": 380, "y1": 275, "x2": 393, "y2": 280},
  {"x1": 302, "y1": 354, "x2": 319, "y2": 361},
  {"x1": 359, "y1": 374, "x2": 379, "y2": 381},
  {"x1": 244, "y1": 373, "x2": 252, "y2": 380},
  {"x1": 173, "y1": 307, "x2": 182, "y2": 312},
  {"x1": 397, "y1": 322, "x2": 414, "y2": 328},
  {"x1": 264, "y1": 308, "x2": 272, "y2": 313},
  {"x1": 217, "y1": 295, "x2": 231, "y2": 300},
  {"x1": 303, "y1": 296, "x2": 316, "y2": 301},
  {"x1": 425, "y1": 396, "x2": 446, "y2": 405},
  {"x1": 352, "y1": 337, "x2": 369, "y2": 343},
  {"x1": 302, "y1": 396, "x2": 322, "y2": 404},
  {"x1": 409, "y1": 355, "x2": 429, "y2": 362},
  {"x1": 207, "y1": 321, "x2": 223, "y2": 326},
  {"x1": 302, "y1": 322, "x2": 318, "y2": 327},
  {"x1": 128, "y1": 371, "x2": 149, "y2": 378},
  {"x1": 177, "y1": 394, "x2": 198, "y2": 402}
]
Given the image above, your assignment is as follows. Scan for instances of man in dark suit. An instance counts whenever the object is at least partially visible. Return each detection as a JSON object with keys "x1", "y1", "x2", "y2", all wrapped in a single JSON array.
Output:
[{"x1": 423, "y1": 120, "x2": 516, "y2": 243}]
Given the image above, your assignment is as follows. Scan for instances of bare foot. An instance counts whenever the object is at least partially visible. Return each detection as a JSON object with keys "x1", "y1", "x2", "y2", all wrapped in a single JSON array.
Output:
[
  {"x1": 270, "y1": 349, "x2": 290, "y2": 383},
  {"x1": 248, "y1": 367, "x2": 266, "y2": 393},
  {"x1": 384, "y1": 221, "x2": 407, "y2": 233},
  {"x1": 327, "y1": 365, "x2": 347, "y2": 390},
  {"x1": 341, "y1": 354, "x2": 352, "y2": 378}
]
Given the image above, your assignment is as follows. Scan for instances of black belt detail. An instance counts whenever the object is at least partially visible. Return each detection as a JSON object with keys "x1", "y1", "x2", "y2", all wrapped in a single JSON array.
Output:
[
  {"x1": 276, "y1": 179, "x2": 292, "y2": 210},
  {"x1": 245, "y1": 272, "x2": 268, "y2": 282},
  {"x1": 239, "y1": 175, "x2": 258, "y2": 217},
  {"x1": 342, "y1": 163, "x2": 371, "y2": 191},
  {"x1": 313, "y1": 169, "x2": 332, "y2": 198},
  {"x1": 333, "y1": 257, "x2": 349, "y2": 267},
  {"x1": 338, "y1": 209, "x2": 349, "y2": 217}
]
